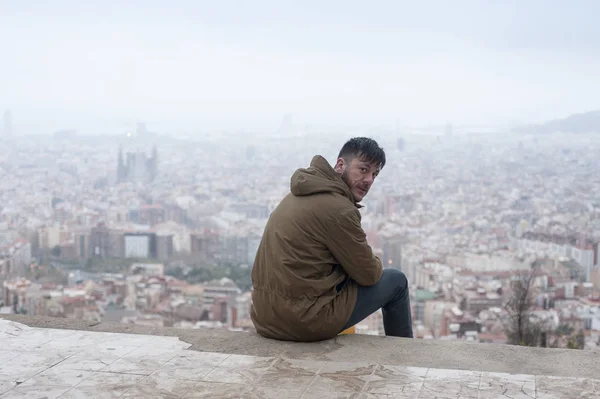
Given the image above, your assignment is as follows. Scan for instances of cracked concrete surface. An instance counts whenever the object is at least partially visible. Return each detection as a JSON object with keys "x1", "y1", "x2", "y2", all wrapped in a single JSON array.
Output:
[
  {"x1": 1, "y1": 317, "x2": 599, "y2": 398},
  {"x1": 1, "y1": 315, "x2": 599, "y2": 381}
]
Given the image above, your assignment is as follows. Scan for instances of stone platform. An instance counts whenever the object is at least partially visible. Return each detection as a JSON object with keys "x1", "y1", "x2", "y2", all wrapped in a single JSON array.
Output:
[{"x1": 0, "y1": 317, "x2": 598, "y2": 398}]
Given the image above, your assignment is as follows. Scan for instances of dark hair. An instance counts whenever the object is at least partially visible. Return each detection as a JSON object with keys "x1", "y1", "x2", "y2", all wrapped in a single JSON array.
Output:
[{"x1": 338, "y1": 137, "x2": 386, "y2": 169}]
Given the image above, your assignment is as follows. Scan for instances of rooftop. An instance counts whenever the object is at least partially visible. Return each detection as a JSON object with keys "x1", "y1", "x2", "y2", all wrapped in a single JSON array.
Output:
[{"x1": 1, "y1": 315, "x2": 599, "y2": 398}]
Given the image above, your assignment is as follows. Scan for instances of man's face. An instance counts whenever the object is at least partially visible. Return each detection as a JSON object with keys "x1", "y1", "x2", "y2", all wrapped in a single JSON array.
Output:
[{"x1": 335, "y1": 156, "x2": 380, "y2": 202}]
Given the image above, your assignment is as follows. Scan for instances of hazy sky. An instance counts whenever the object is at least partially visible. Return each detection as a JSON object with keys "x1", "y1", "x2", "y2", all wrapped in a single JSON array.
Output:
[{"x1": 1, "y1": 1, "x2": 599, "y2": 134}]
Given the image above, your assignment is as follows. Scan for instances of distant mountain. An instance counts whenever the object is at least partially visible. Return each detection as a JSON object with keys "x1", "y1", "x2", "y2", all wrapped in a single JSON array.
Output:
[{"x1": 516, "y1": 110, "x2": 600, "y2": 134}]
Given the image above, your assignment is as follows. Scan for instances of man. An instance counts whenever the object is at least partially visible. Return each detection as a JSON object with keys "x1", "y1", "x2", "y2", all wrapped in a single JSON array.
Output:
[{"x1": 251, "y1": 137, "x2": 413, "y2": 342}]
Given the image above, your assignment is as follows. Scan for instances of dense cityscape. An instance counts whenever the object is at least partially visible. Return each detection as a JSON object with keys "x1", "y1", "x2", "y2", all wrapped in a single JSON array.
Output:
[{"x1": 1, "y1": 110, "x2": 599, "y2": 351}]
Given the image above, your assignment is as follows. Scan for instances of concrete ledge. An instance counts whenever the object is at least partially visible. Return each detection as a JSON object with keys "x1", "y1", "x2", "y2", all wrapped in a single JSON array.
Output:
[{"x1": 2, "y1": 314, "x2": 597, "y2": 380}]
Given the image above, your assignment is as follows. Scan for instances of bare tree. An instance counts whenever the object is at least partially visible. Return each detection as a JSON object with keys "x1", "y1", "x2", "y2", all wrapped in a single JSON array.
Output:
[{"x1": 504, "y1": 268, "x2": 545, "y2": 347}]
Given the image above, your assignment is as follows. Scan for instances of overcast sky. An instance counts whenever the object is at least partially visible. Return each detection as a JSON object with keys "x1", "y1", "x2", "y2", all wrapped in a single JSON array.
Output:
[{"x1": 1, "y1": 0, "x2": 599, "y2": 134}]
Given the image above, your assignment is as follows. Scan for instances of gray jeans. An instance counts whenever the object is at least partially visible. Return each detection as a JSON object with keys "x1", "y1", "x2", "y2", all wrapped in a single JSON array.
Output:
[{"x1": 341, "y1": 268, "x2": 413, "y2": 338}]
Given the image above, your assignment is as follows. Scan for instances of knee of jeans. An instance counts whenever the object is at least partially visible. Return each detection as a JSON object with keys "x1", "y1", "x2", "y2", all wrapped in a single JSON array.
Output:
[{"x1": 384, "y1": 268, "x2": 408, "y2": 288}]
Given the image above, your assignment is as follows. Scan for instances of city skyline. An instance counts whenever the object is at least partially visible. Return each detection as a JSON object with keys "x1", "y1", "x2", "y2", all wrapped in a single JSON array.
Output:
[{"x1": 1, "y1": 126, "x2": 600, "y2": 348}]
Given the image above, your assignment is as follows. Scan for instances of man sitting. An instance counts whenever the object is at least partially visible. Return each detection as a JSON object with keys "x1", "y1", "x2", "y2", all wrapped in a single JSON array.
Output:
[{"x1": 251, "y1": 137, "x2": 413, "y2": 341}]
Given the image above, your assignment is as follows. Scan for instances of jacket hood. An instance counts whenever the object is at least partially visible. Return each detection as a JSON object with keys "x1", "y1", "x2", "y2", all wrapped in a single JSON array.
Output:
[{"x1": 290, "y1": 155, "x2": 358, "y2": 205}]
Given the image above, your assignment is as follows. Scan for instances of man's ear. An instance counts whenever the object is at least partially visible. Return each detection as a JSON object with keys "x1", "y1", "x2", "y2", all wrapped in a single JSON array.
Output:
[{"x1": 334, "y1": 157, "x2": 346, "y2": 173}]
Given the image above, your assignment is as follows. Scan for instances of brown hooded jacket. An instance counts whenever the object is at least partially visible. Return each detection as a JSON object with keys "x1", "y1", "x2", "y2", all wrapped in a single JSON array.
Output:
[{"x1": 250, "y1": 155, "x2": 383, "y2": 341}]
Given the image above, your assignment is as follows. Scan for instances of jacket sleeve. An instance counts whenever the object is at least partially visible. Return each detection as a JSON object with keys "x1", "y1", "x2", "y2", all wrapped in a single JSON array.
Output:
[{"x1": 325, "y1": 207, "x2": 383, "y2": 286}]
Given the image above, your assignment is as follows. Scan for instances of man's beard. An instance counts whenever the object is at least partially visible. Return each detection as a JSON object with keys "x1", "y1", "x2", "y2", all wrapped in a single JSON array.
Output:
[
  {"x1": 341, "y1": 170, "x2": 361, "y2": 202},
  {"x1": 340, "y1": 169, "x2": 351, "y2": 188},
  {"x1": 341, "y1": 169, "x2": 367, "y2": 194}
]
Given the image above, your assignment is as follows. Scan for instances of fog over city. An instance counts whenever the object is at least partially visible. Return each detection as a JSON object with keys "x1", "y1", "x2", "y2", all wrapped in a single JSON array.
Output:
[
  {"x1": 2, "y1": 0, "x2": 600, "y2": 133},
  {"x1": 1, "y1": 1, "x2": 600, "y2": 350}
]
